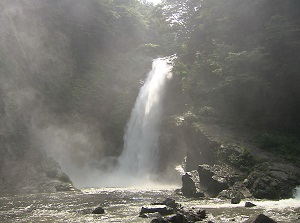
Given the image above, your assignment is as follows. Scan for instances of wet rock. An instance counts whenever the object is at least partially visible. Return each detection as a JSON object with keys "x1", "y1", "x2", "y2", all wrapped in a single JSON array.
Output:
[
  {"x1": 245, "y1": 163, "x2": 300, "y2": 200},
  {"x1": 197, "y1": 209, "x2": 207, "y2": 219},
  {"x1": 244, "y1": 213, "x2": 277, "y2": 223},
  {"x1": 168, "y1": 213, "x2": 188, "y2": 223},
  {"x1": 92, "y1": 206, "x2": 105, "y2": 214},
  {"x1": 231, "y1": 197, "x2": 241, "y2": 204},
  {"x1": 197, "y1": 164, "x2": 229, "y2": 197},
  {"x1": 142, "y1": 199, "x2": 207, "y2": 223},
  {"x1": 140, "y1": 212, "x2": 162, "y2": 219},
  {"x1": 175, "y1": 208, "x2": 207, "y2": 222},
  {"x1": 163, "y1": 198, "x2": 180, "y2": 210},
  {"x1": 151, "y1": 217, "x2": 169, "y2": 223},
  {"x1": 140, "y1": 205, "x2": 174, "y2": 216},
  {"x1": 55, "y1": 183, "x2": 76, "y2": 192},
  {"x1": 181, "y1": 171, "x2": 204, "y2": 197},
  {"x1": 218, "y1": 180, "x2": 253, "y2": 200},
  {"x1": 245, "y1": 202, "x2": 256, "y2": 207}
]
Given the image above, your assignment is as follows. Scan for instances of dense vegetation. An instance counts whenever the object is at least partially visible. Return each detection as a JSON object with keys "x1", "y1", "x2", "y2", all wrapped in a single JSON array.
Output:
[
  {"x1": 161, "y1": 0, "x2": 300, "y2": 132},
  {"x1": 158, "y1": 0, "x2": 300, "y2": 162},
  {"x1": 1, "y1": 0, "x2": 300, "y2": 184}
]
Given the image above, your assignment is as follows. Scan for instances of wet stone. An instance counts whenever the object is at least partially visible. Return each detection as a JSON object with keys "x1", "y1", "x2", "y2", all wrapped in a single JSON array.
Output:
[
  {"x1": 140, "y1": 205, "x2": 174, "y2": 216},
  {"x1": 92, "y1": 206, "x2": 105, "y2": 214},
  {"x1": 244, "y1": 213, "x2": 277, "y2": 223},
  {"x1": 245, "y1": 202, "x2": 256, "y2": 207},
  {"x1": 231, "y1": 197, "x2": 241, "y2": 204}
]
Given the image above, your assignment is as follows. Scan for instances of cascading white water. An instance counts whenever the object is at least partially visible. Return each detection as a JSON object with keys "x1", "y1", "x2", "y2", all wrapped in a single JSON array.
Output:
[
  {"x1": 294, "y1": 186, "x2": 300, "y2": 200},
  {"x1": 115, "y1": 57, "x2": 173, "y2": 185}
]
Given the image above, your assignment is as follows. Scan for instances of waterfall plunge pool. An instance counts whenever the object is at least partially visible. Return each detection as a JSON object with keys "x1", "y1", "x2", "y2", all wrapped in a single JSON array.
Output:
[{"x1": 0, "y1": 187, "x2": 299, "y2": 223}]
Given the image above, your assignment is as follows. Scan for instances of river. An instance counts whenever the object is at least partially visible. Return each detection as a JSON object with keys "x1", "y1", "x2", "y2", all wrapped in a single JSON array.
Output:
[{"x1": 0, "y1": 187, "x2": 299, "y2": 222}]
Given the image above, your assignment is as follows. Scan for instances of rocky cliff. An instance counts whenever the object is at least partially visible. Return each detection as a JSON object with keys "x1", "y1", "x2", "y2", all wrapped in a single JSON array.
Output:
[
  {"x1": 0, "y1": 133, "x2": 76, "y2": 196},
  {"x1": 162, "y1": 114, "x2": 300, "y2": 200}
]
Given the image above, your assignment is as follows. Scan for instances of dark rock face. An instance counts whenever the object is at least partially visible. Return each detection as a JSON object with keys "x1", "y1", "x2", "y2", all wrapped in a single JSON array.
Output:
[
  {"x1": 177, "y1": 121, "x2": 300, "y2": 200},
  {"x1": 0, "y1": 154, "x2": 76, "y2": 195},
  {"x1": 198, "y1": 164, "x2": 229, "y2": 197},
  {"x1": 169, "y1": 213, "x2": 188, "y2": 223},
  {"x1": 244, "y1": 214, "x2": 277, "y2": 223},
  {"x1": 245, "y1": 163, "x2": 300, "y2": 200},
  {"x1": 181, "y1": 171, "x2": 205, "y2": 197},
  {"x1": 151, "y1": 217, "x2": 170, "y2": 223}
]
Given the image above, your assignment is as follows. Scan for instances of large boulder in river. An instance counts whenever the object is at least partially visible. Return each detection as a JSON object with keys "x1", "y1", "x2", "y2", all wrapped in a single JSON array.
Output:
[
  {"x1": 92, "y1": 206, "x2": 105, "y2": 214},
  {"x1": 181, "y1": 170, "x2": 205, "y2": 197},
  {"x1": 140, "y1": 205, "x2": 174, "y2": 216},
  {"x1": 197, "y1": 164, "x2": 230, "y2": 197},
  {"x1": 243, "y1": 214, "x2": 277, "y2": 223}
]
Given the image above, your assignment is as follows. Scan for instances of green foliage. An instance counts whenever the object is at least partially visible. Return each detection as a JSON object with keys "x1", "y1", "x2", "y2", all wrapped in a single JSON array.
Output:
[
  {"x1": 217, "y1": 146, "x2": 256, "y2": 172},
  {"x1": 1, "y1": 0, "x2": 300, "y2": 166},
  {"x1": 257, "y1": 132, "x2": 300, "y2": 156},
  {"x1": 161, "y1": 0, "x2": 300, "y2": 134},
  {"x1": 0, "y1": 0, "x2": 167, "y2": 159}
]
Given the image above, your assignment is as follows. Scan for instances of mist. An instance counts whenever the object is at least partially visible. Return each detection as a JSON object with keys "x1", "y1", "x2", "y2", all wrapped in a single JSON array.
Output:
[{"x1": 0, "y1": 0, "x2": 184, "y2": 190}]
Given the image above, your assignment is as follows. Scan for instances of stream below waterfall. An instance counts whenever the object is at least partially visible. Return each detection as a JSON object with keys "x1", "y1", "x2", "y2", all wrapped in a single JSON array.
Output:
[{"x1": 0, "y1": 188, "x2": 299, "y2": 223}]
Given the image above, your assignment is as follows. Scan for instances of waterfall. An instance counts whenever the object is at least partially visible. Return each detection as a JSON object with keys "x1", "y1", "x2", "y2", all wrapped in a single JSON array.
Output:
[
  {"x1": 294, "y1": 186, "x2": 300, "y2": 200},
  {"x1": 115, "y1": 57, "x2": 173, "y2": 185}
]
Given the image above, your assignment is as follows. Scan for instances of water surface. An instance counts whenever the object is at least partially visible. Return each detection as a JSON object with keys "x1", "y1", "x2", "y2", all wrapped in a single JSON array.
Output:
[{"x1": 0, "y1": 188, "x2": 299, "y2": 222}]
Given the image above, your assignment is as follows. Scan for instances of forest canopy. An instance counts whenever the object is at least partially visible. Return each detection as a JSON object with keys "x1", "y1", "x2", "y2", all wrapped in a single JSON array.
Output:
[{"x1": 0, "y1": 0, "x2": 299, "y2": 170}]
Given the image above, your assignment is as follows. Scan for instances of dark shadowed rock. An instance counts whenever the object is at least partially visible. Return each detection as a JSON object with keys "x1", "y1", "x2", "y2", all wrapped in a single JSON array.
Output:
[
  {"x1": 245, "y1": 202, "x2": 256, "y2": 207},
  {"x1": 197, "y1": 164, "x2": 229, "y2": 197},
  {"x1": 151, "y1": 217, "x2": 169, "y2": 223},
  {"x1": 163, "y1": 198, "x2": 180, "y2": 210},
  {"x1": 243, "y1": 214, "x2": 277, "y2": 223},
  {"x1": 245, "y1": 163, "x2": 300, "y2": 200},
  {"x1": 92, "y1": 206, "x2": 105, "y2": 214},
  {"x1": 169, "y1": 213, "x2": 188, "y2": 223},
  {"x1": 197, "y1": 209, "x2": 207, "y2": 219},
  {"x1": 142, "y1": 199, "x2": 207, "y2": 223},
  {"x1": 181, "y1": 171, "x2": 205, "y2": 197},
  {"x1": 231, "y1": 197, "x2": 241, "y2": 204}
]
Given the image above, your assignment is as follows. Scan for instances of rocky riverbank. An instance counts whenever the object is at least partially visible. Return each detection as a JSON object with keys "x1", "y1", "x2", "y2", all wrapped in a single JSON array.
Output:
[
  {"x1": 137, "y1": 197, "x2": 279, "y2": 223},
  {"x1": 0, "y1": 152, "x2": 76, "y2": 196},
  {"x1": 161, "y1": 115, "x2": 300, "y2": 200}
]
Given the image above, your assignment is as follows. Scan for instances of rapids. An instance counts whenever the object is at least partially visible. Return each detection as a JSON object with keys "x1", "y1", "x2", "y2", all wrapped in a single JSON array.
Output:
[{"x1": 0, "y1": 188, "x2": 299, "y2": 222}]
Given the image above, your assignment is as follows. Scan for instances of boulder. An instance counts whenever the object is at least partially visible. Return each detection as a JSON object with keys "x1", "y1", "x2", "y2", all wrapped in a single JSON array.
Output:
[
  {"x1": 143, "y1": 199, "x2": 207, "y2": 223},
  {"x1": 243, "y1": 214, "x2": 277, "y2": 223},
  {"x1": 245, "y1": 202, "x2": 256, "y2": 207},
  {"x1": 163, "y1": 198, "x2": 180, "y2": 210},
  {"x1": 197, "y1": 164, "x2": 229, "y2": 197},
  {"x1": 181, "y1": 171, "x2": 205, "y2": 197},
  {"x1": 231, "y1": 197, "x2": 241, "y2": 204},
  {"x1": 151, "y1": 217, "x2": 169, "y2": 223},
  {"x1": 140, "y1": 205, "x2": 174, "y2": 216},
  {"x1": 92, "y1": 206, "x2": 105, "y2": 214},
  {"x1": 168, "y1": 213, "x2": 188, "y2": 223},
  {"x1": 218, "y1": 180, "x2": 253, "y2": 200}
]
